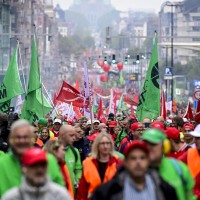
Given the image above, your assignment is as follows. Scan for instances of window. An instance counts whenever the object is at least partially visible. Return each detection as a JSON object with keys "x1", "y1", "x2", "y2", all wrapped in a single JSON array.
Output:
[{"x1": 192, "y1": 26, "x2": 200, "y2": 31}]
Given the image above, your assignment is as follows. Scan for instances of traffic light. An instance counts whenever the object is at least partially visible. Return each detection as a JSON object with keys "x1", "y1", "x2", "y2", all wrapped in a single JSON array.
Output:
[
  {"x1": 112, "y1": 54, "x2": 116, "y2": 64},
  {"x1": 124, "y1": 56, "x2": 128, "y2": 65},
  {"x1": 136, "y1": 55, "x2": 140, "y2": 64},
  {"x1": 104, "y1": 57, "x2": 107, "y2": 64}
]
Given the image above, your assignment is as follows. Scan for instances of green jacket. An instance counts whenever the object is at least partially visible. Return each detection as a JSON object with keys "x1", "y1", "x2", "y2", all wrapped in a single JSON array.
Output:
[
  {"x1": 116, "y1": 130, "x2": 127, "y2": 147},
  {"x1": 0, "y1": 152, "x2": 64, "y2": 197},
  {"x1": 159, "y1": 157, "x2": 196, "y2": 200},
  {"x1": 64, "y1": 146, "x2": 82, "y2": 190},
  {"x1": 0, "y1": 150, "x2": 4, "y2": 156}
]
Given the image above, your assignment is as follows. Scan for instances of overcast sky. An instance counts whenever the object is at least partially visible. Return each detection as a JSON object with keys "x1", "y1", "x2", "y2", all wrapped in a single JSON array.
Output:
[{"x1": 53, "y1": 0, "x2": 183, "y2": 13}]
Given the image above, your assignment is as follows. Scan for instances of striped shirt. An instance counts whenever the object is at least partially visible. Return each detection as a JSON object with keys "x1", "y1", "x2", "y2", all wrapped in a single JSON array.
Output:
[{"x1": 123, "y1": 174, "x2": 157, "y2": 200}]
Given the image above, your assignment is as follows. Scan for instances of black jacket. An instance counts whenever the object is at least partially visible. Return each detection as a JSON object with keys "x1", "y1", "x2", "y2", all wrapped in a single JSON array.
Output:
[{"x1": 92, "y1": 167, "x2": 178, "y2": 200}]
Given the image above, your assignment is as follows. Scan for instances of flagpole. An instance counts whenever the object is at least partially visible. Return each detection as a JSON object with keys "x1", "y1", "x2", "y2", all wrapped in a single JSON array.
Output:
[
  {"x1": 33, "y1": 24, "x2": 45, "y2": 118},
  {"x1": 17, "y1": 40, "x2": 27, "y2": 92}
]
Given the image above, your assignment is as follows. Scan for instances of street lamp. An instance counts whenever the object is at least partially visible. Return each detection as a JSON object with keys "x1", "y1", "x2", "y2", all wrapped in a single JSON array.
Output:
[{"x1": 160, "y1": 1, "x2": 183, "y2": 102}]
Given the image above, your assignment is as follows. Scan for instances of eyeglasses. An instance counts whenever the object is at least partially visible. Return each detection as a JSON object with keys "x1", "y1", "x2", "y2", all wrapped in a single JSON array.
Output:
[
  {"x1": 42, "y1": 132, "x2": 48, "y2": 134},
  {"x1": 99, "y1": 142, "x2": 112, "y2": 146}
]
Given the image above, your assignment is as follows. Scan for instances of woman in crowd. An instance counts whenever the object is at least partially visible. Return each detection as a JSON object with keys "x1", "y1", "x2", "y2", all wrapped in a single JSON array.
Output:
[
  {"x1": 40, "y1": 127, "x2": 54, "y2": 145},
  {"x1": 76, "y1": 132, "x2": 122, "y2": 200},
  {"x1": 44, "y1": 140, "x2": 74, "y2": 198}
]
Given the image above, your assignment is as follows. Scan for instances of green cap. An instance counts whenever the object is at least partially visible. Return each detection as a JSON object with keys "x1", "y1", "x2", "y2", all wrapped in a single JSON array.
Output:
[
  {"x1": 36, "y1": 118, "x2": 48, "y2": 126},
  {"x1": 141, "y1": 129, "x2": 166, "y2": 144}
]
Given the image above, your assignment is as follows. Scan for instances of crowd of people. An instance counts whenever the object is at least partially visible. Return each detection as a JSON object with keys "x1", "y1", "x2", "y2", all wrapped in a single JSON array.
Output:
[{"x1": 0, "y1": 112, "x2": 200, "y2": 200}]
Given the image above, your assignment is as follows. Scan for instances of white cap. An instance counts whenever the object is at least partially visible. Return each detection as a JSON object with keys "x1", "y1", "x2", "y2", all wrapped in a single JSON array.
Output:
[
  {"x1": 190, "y1": 124, "x2": 200, "y2": 137},
  {"x1": 54, "y1": 119, "x2": 62, "y2": 124},
  {"x1": 183, "y1": 118, "x2": 188, "y2": 123},
  {"x1": 87, "y1": 120, "x2": 91, "y2": 125},
  {"x1": 93, "y1": 120, "x2": 100, "y2": 124},
  {"x1": 166, "y1": 119, "x2": 172, "y2": 124}
]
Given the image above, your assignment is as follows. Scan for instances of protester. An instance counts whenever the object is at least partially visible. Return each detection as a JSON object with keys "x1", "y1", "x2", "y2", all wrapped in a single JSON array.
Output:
[
  {"x1": 76, "y1": 132, "x2": 122, "y2": 200},
  {"x1": 47, "y1": 118, "x2": 53, "y2": 128},
  {"x1": 32, "y1": 124, "x2": 43, "y2": 148},
  {"x1": 59, "y1": 125, "x2": 82, "y2": 191},
  {"x1": 119, "y1": 122, "x2": 144, "y2": 154},
  {"x1": 0, "y1": 120, "x2": 64, "y2": 197},
  {"x1": 44, "y1": 140, "x2": 74, "y2": 198},
  {"x1": 166, "y1": 127, "x2": 187, "y2": 159},
  {"x1": 2, "y1": 148, "x2": 71, "y2": 200},
  {"x1": 50, "y1": 118, "x2": 62, "y2": 137},
  {"x1": 155, "y1": 116, "x2": 165, "y2": 123},
  {"x1": 99, "y1": 123, "x2": 108, "y2": 133},
  {"x1": 92, "y1": 140, "x2": 178, "y2": 200},
  {"x1": 115, "y1": 118, "x2": 129, "y2": 148},
  {"x1": 92, "y1": 120, "x2": 100, "y2": 134},
  {"x1": 40, "y1": 127, "x2": 54, "y2": 145},
  {"x1": 108, "y1": 121, "x2": 118, "y2": 141},
  {"x1": 0, "y1": 113, "x2": 9, "y2": 152},
  {"x1": 179, "y1": 125, "x2": 200, "y2": 199},
  {"x1": 182, "y1": 123, "x2": 195, "y2": 148},
  {"x1": 142, "y1": 118, "x2": 151, "y2": 129},
  {"x1": 141, "y1": 128, "x2": 195, "y2": 200},
  {"x1": 73, "y1": 124, "x2": 90, "y2": 161}
]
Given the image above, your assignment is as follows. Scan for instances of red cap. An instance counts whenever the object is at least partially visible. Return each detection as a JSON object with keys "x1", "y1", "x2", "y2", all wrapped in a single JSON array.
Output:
[
  {"x1": 124, "y1": 140, "x2": 149, "y2": 157},
  {"x1": 183, "y1": 123, "x2": 194, "y2": 131},
  {"x1": 165, "y1": 127, "x2": 180, "y2": 140},
  {"x1": 151, "y1": 122, "x2": 165, "y2": 131},
  {"x1": 109, "y1": 121, "x2": 117, "y2": 128},
  {"x1": 131, "y1": 122, "x2": 143, "y2": 131},
  {"x1": 22, "y1": 148, "x2": 47, "y2": 166},
  {"x1": 86, "y1": 132, "x2": 100, "y2": 141}
]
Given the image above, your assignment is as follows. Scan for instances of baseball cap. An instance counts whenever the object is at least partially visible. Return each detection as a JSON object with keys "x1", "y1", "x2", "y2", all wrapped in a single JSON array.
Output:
[
  {"x1": 183, "y1": 123, "x2": 194, "y2": 131},
  {"x1": 86, "y1": 132, "x2": 100, "y2": 141},
  {"x1": 124, "y1": 140, "x2": 149, "y2": 157},
  {"x1": 93, "y1": 120, "x2": 100, "y2": 124},
  {"x1": 37, "y1": 118, "x2": 47, "y2": 125},
  {"x1": 87, "y1": 120, "x2": 91, "y2": 125},
  {"x1": 54, "y1": 119, "x2": 62, "y2": 124},
  {"x1": 141, "y1": 128, "x2": 166, "y2": 144},
  {"x1": 109, "y1": 121, "x2": 117, "y2": 128},
  {"x1": 131, "y1": 122, "x2": 143, "y2": 131},
  {"x1": 165, "y1": 128, "x2": 180, "y2": 140},
  {"x1": 189, "y1": 124, "x2": 200, "y2": 137},
  {"x1": 151, "y1": 122, "x2": 165, "y2": 131},
  {"x1": 22, "y1": 148, "x2": 47, "y2": 166}
]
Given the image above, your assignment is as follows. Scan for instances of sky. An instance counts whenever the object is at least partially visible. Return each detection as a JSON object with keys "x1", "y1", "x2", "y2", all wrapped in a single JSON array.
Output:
[{"x1": 53, "y1": 0, "x2": 182, "y2": 13}]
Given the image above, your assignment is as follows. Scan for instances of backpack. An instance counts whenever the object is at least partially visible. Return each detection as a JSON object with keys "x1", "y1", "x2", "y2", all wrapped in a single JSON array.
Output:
[{"x1": 69, "y1": 145, "x2": 78, "y2": 163}]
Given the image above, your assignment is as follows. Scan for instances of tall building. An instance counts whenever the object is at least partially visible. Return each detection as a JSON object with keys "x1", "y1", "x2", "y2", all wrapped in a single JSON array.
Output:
[{"x1": 159, "y1": 0, "x2": 200, "y2": 65}]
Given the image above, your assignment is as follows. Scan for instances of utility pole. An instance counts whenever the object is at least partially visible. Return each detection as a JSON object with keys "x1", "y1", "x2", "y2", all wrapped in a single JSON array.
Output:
[{"x1": 171, "y1": 5, "x2": 174, "y2": 102}]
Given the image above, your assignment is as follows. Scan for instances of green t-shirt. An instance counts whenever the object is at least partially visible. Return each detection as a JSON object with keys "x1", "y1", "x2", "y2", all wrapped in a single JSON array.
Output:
[{"x1": 159, "y1": 157, "x2": 196, "y2": 200}]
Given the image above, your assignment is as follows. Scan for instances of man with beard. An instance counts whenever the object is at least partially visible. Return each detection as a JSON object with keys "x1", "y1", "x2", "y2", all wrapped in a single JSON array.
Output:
[{"x1": 2, "y1": 148, "x2": 71, "y2": 200}]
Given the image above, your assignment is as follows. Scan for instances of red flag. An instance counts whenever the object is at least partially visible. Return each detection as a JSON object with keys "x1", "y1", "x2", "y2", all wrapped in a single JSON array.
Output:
[
  {"x1": 123, "y1": 94, "x2": 138, "y2": 106},
  {"x1": 160, "y1": 90, "x2": 167, "y2": 121},
  {"x1": 97, "y1": 98, "x2": 106, "y2": 123},
  {"x1": 56, "y1": 81, "x2": 84, "y2": 107},
  {"x1": 184, "y1": 101, "x2": 194, "y2": 121},
  {"x1": 195, "y1": 100, "x2": 200, "y2": 124}
]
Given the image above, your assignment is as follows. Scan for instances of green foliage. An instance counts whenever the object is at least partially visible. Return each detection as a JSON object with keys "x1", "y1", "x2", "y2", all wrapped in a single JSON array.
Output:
[{"x1": 58, "y1": 30, "x2": 95, "y2": 56}]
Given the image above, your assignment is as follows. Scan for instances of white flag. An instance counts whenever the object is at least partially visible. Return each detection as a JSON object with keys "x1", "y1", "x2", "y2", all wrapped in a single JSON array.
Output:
[{"x1": 15, "y1": 95, "x2": 23, "y2": 114}]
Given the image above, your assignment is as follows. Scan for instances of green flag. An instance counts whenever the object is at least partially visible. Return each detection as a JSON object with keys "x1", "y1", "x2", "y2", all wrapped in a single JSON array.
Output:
[
  {"x1": 0, "y1": 45, "x2": 24, "y2": 112},
  {"x1": 21, "y1": 37, "x2": 52, "y2": 122},
  {"x1": 136, "y1": 34, "x2": 160, "y2": 121}
]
